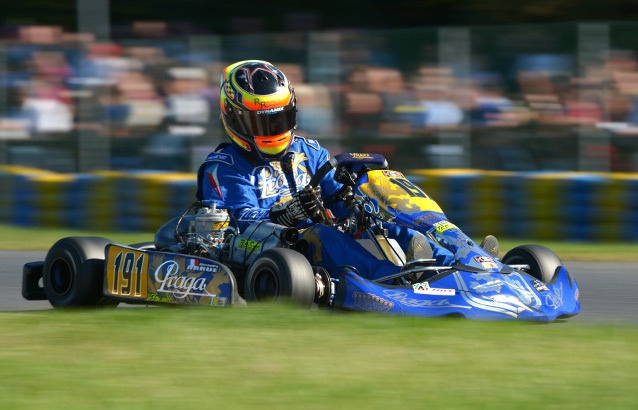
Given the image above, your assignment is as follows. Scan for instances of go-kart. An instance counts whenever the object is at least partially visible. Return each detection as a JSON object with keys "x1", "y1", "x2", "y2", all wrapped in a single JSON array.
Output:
[{"x1": 22, "y1": 153, "x2": 580, "y2": 321}]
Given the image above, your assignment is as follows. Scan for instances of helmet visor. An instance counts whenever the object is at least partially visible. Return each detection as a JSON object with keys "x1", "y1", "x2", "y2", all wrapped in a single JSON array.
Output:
[{"x1": 227, "y1": 104, "x2": 296, "y2": 137}]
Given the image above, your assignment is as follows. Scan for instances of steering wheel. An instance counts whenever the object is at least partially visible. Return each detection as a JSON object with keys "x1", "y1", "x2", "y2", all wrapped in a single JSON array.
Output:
[
  {"x1": 306, "y1": 153, "x2": 389, "y2": 225},
  {"x1": 309, "y1": 153, "x2": 389, "y2": 188}
]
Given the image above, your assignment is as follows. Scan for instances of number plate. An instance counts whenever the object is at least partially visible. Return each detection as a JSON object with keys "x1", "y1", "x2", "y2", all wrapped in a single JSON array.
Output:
[
  {"x1": 105, "y1": 245, "x2": 149, "y2": 298},
  {"x1": 104, "y1": 244, "x2": 235, "y2": 306}
]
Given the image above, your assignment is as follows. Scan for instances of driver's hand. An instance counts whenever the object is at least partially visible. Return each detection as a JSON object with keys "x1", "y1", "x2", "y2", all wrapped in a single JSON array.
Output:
[{"x1": 269, "y1": 186, "x2": 322, "y2": 227}]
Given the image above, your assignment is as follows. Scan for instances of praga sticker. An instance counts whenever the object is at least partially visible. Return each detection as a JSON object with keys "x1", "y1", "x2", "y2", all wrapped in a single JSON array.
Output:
[
  {"x1": 105, "y1": 245, "x2": 233, "y2": 306},
  {"x1": 382, "y1": 289, "x2": 467, "y2": 308}
]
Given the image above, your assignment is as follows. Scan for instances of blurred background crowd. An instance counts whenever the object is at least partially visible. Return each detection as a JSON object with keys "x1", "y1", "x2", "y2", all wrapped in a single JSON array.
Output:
[{"x1": 2, "y1": 17, "x2": 638, "y2": 173}]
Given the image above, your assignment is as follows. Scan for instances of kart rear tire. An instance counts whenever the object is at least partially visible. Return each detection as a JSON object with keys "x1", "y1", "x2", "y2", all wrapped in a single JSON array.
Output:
[
  {"x1": 43, "y1": 236, "x2": 118, "y2": 308},
  {"x1": 502, "y1": 244, "x2": 562, "y2": 283},
  {"x1": 244, "y1": 248, "x2": 315, "y2": 307}
]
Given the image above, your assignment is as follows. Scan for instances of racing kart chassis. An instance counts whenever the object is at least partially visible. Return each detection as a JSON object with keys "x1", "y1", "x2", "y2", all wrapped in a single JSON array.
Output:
[{"x1": 22, "y1": 153, "x2": 580, "y2": 321}]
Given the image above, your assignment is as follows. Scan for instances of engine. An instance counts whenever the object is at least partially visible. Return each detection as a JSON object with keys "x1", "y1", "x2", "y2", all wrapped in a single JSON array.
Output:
[{"x1": 155, "y1": 203, "x2": 303, "y2": 275}]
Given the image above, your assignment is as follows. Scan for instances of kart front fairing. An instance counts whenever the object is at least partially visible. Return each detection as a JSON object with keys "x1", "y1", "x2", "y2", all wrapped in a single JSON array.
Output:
[
  {"x1": 337, "y1": 168, "x2": 581, "y2": 320},
  {"x1": 334, "y1": 265, "x2": 579, "y2": 321}
]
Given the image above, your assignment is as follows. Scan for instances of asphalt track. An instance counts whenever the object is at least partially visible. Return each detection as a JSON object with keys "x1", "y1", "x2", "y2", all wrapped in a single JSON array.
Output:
[{"x1": 1, "y1": 250, "x2": 636, "y2": 323}]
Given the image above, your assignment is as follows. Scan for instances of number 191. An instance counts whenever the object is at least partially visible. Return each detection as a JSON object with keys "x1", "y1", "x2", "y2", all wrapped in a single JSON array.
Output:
[{"x1": 112, "y1": 251, "x2": 145, "y2": 296}]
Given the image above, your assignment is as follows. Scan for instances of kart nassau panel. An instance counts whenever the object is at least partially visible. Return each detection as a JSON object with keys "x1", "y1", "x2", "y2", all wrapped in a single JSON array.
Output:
[
  {"x1": 104, "y1": 244, "x2": 236, "y2": 306},
  {"x1": 335, "y1": 267, "x2": 580, "y2": 320},
  {"x1": 357, "y1": 170, "x2": 503, "y2": 272}
]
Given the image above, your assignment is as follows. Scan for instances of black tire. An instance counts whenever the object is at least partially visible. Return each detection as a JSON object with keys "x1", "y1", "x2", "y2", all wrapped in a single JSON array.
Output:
[
  {"x1": 43, "y1": 237, "x2": 117, "y2": 307},
  {"x1": 502, "y1": 244, "x2": 563, "y2": 283},
  {"x1": 244, "y1": 248, "x2": 315, "y2": 307}
]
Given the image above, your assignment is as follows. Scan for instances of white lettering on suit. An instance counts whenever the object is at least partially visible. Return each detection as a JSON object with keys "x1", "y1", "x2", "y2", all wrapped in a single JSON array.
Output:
[{"x1": 252, "y1": 164, "x2": 311, "y2": 200}]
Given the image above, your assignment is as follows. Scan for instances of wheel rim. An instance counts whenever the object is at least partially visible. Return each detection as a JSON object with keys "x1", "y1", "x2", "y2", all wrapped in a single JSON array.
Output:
[
  {"x1": 50, "y1": 258, "x2": 73, "y2": 296},
  {"x1": 252, "y1": 267, "x2": 279, "y2": 302}
]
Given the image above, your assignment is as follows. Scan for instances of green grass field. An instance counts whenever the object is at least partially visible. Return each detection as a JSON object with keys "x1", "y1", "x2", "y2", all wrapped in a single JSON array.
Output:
[
  {"x1": 0, "y1": 224, "x2": 152, "y2": 251},
  {"x1": 2, "y1": 224, "x2": 637, "y2": 409},
  {"x1": 1, "y1": 306, "x2": 637, "y2": 410},
  {"x1": 0, "y1": 307, "x2": 638, "y2": 409},
  {"x1": 2, "y1": 223, "x2": 637, "y2": 261}
]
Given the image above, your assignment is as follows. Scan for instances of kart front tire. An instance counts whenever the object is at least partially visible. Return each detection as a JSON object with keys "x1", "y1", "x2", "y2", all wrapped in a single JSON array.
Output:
[
  {"x1": 244, "y1": 248, "x2": 315, "y2": 307},
  {"x1": 43, "y1": 236, "x2": 118, "y2": 307},
  {"x1": 502, "y1": 244, "x2": 562, "y2": 283}
]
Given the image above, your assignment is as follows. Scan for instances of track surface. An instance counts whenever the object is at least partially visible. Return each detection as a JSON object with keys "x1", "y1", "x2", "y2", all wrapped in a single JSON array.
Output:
[{"x1": 1, "y1": 250, "x2": 635, "y2": 323}]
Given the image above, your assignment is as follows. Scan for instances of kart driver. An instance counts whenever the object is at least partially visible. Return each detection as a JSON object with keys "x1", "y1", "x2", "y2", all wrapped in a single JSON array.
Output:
[{"x1": 196, "y1": 60, "x2": 495, "y2": 281}]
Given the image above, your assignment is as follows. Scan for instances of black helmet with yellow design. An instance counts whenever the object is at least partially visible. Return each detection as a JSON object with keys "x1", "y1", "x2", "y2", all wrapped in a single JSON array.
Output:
[{"x1": 219, "y1": 60, "x2": 297, "y2": 160}]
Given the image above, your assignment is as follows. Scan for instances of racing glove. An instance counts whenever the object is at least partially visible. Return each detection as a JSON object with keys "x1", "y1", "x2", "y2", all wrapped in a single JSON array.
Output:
[{"x1": 269, "y1": 186, "x2": 322, "y2": 227}]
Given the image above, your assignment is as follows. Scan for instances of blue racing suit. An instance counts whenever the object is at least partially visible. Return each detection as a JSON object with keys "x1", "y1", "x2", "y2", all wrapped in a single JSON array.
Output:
[{"x1": 196, "y1": 137, "x2": 454, "y2": 281}]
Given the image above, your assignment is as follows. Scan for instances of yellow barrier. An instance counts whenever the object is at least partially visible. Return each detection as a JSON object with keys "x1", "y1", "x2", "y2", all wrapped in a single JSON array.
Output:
[{"x1": 1, "y1": 166, "x2": 637, "y2": 242}]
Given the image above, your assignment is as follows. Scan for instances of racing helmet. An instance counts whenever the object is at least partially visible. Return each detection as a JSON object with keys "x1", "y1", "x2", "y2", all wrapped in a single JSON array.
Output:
[{"x1": 219, "y1": 60, "x2": 297, "y2": 160}]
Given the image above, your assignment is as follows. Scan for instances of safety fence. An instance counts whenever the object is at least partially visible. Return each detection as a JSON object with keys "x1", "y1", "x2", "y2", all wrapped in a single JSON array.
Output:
[
  {"x1": 0, "y1": 166, "x2": 195, "y2": 233},
  {"x1": 412, "y1": 169, "x2": 638, "y2": 241},
  {"x1": 1, "y1": 165, "x2": 637, "y2": 242}
]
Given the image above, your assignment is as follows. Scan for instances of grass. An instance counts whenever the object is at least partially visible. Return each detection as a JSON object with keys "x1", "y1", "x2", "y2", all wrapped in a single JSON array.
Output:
[
  {"x1": 0, "y1": 224, "x2": 153, "y2": 251},
  {"x1": 496, "y1": 239, "x2": 638, "y2": 262},
  {"x1": 1, "y1": 225, "x2": 636, "y2": 408},
  {"x1": 2, "y1": 223, "x2": 637, "y2": 261},
  {"x1": 1, "y1": 306, "x2": 637, "y2": 410}
]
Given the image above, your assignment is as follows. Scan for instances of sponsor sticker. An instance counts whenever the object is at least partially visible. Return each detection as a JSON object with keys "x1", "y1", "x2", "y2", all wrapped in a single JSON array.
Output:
[
  {"x1": 531, "y1": 279, "x2": 549, "y2": 293},
  {"x1": 350, "y1": 153, "x2": 374, "y2": 159},
  {"x1": 413, "y1": 282, "x2": 456, "y2": 296},
  {"x1": 237, "y1": 239, "x2": 260, "y2": 252},
  {"x1": 474, "y1": 256, "x2": 498, "y2": 270},
  {"x1": 206, "y1": 153, "x2": 234, "y2": 165},
  {"x1": 433, "y1": 220, "x2": 457, "y2": 234},
  {"x1": 382, "y1": 171, "x2": 404, "y2": 178},
  {"x1": 256, "y1": 107, "x2": 284, "y2": 114},
  {"x1": 148, "y1": 293, "x2": 173, "y2": 302},
  {"x1": 211, "y1": 297, "x2": 228, "y2": 307},
  {"x1": 187, "y1": 259, "x2": 220, "y2": 273}
]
